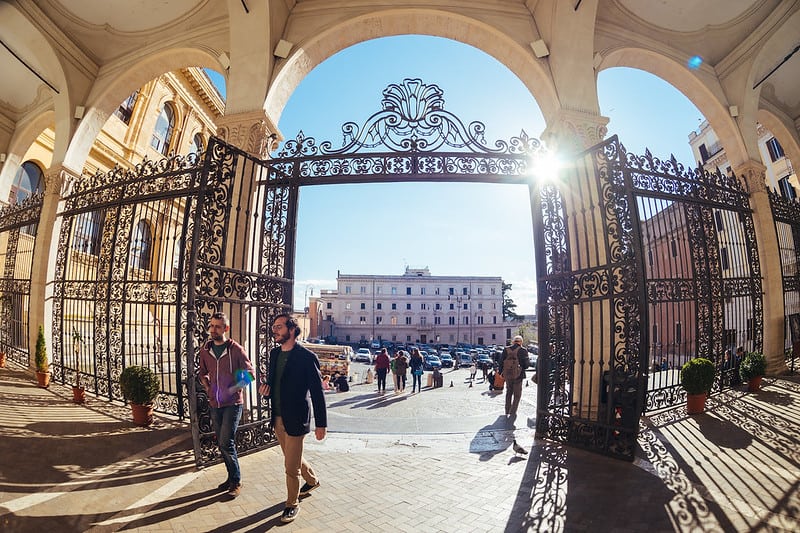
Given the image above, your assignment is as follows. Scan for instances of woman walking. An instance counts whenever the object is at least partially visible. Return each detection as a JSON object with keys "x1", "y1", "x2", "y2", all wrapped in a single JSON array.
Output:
[
  {"x1": 409, "y1": 348, "x2": 425, "y2": 393},
  {"x1": 374, "y1": 348, "x2": 391, "y2": 393},
  {"x1": 393, "y1": 350, "x2": 409, "y2": 393}
]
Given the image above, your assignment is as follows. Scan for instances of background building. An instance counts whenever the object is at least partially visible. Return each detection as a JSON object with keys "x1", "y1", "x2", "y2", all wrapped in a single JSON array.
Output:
[{"x1": 309, "y1": 267, "x2": 505, "y2": 347}]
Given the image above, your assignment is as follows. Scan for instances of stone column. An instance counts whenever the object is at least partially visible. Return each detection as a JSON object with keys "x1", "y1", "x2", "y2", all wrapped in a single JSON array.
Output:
[
  {"x1": 215, "y1": 109, "x2": 280, "y2": 159},
  {"x1": 28, "y1": 164, "x2": 79, "y2": 369},
  {"x1": 541, "y1": 108, "x2": 609, "y2": 155},
  {"x1": 734, "y1": 159, "x2": 787, "y2": 374}
]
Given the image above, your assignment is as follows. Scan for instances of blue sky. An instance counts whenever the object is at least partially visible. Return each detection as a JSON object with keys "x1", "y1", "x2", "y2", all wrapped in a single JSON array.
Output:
[{"x1": 208, "y1": 35, "x2": 704, "y2": 314}]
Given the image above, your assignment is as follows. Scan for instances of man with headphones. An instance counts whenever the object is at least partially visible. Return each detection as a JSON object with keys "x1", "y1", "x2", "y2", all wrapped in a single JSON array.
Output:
[{"x1": 259, "y1": 313, "x2": 327, "y2": 523}]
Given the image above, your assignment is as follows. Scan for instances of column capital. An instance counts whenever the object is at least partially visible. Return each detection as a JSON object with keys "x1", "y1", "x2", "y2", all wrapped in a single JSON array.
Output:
[
  {"x1": 541, "y1": 109, "x2": 609, "y2": 154},
  {"x1": 732, "y1": 160, "x2": 767, "y2": 194},
  {"x1": 44, "y1": 164, "x2": 80, "y2": 197},
  {"x1": 215, "y1": 109, "x2": 281, "y2": 159}
]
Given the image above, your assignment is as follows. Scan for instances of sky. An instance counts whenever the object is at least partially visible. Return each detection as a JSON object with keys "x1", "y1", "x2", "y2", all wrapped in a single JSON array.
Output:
[{"x1": 207, "y1": 35, "x2": 704, "y2": 315}]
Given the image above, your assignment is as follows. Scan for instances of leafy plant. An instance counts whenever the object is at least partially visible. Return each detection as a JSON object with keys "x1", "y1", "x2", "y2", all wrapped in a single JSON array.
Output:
[
  {"x1": 739, "y1": 351, "x2": 766, "y2": 382},
  {"x1": 119, "y1": 365, "x2": 160, "y2": 405},
  {"x1": 680, "y1": 357, "x2": 715, "y2": 395},
  {"x1": 35, "y1": 325, "x2": 49, "y2": 373}
]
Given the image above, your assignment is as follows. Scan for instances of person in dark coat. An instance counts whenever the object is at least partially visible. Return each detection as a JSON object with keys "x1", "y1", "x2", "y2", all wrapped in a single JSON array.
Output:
[{"x1": 258, "y1": 313, "x2": 327, "y2": 524}]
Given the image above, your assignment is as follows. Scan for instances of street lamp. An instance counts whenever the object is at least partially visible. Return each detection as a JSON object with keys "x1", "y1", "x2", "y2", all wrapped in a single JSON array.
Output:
[{"x1": 449, "y1": 293, "x2": 470, "y2": 348}]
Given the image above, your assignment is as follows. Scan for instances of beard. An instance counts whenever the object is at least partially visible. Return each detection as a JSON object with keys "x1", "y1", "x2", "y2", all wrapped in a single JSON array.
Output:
[
  {"x1": 210, "y1": 332, "x2": 225, "y2": 343},
  {"x1": 273, "y1": 331, "x2": 290, "y2": 345}
]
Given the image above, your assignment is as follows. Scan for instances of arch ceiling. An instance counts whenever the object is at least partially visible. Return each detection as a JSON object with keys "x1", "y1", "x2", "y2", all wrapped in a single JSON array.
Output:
[{"x1": 0, "y1": 0, "x2": 797, "y2": 169}]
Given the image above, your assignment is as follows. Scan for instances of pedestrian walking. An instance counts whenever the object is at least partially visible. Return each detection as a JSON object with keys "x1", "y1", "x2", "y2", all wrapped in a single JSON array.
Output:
[
  {"x1": 499, "y1": 335, "x2": 530, "y2": 418},
  {"x1": 258, "y1": 313, "x2": 327, "y2": 524},
  {"x1": 392, "y1": 350, "x2": 408, "y2": 393},
  {"x1": 409, "y1": 348, "x2": 425, "y2": 393},
  {"x1": 198, "y1": 311, "x2": 255, "y2": 499},
  {"x1": 374, "y1": 348, "x2": 391, "y2": 393}
]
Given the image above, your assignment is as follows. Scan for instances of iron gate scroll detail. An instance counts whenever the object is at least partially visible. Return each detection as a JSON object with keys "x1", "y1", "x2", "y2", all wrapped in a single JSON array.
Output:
[{"x1": 769, "y1": 189, "x2": 800, "y2": 372}]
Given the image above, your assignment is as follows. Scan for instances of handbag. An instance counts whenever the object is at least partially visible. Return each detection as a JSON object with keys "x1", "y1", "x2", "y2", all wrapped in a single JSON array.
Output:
[{"x1": 413, "y1": 368, "x2": 423, "y2": 376}]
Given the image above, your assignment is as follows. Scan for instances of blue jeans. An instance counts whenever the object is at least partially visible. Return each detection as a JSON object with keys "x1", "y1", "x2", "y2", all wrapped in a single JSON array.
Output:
[{"x1": 211, "y1": 404, "x2": 243, "y2": 484}]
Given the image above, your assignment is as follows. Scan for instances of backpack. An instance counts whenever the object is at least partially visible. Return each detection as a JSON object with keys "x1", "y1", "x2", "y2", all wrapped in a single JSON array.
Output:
[{"x1": 502, "y1": 347, "x2": 522, "y2": 381}]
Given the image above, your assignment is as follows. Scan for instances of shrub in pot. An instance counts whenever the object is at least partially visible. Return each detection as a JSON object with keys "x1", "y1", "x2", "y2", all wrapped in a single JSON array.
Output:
[
  {"x1": 739, "y1": 351, "x2": 766, "y2": 392},
  {"x1": 680, "y1": 357, "x2": 715, "y2": 414},
  {"x1": 35, "y1": 325, "x2": 50, "y2": 388},
  {"x1": 119, "y1": 365, "x2": 160, "y2": 426}
]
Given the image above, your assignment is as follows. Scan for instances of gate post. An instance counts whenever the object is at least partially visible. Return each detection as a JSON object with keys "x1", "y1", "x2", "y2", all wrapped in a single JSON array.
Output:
[
  {"x1": 28, "y1": 164, "x2": 78, "y2": 369},
  {"x1": 734, "y1": 160, "x2": 787, "y2": 374}
]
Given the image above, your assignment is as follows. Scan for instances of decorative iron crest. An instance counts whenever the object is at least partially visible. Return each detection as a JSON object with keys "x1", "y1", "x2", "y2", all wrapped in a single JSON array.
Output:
[{"x1": 275, "y1": 78, "x2": 542, "y2": 157}]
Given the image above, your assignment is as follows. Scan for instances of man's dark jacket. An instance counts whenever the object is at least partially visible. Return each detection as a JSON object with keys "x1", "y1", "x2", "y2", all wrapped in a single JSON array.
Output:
[{"x1": 267, "y1": 342, "x2": 327, "y2": 436}]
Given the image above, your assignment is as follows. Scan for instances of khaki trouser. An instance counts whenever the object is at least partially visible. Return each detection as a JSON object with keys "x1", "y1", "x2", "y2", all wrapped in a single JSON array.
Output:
[
  {"x1": 274, "y1": 416, "x2": 318, "y2": 507},
  {"x1": 505, "y1": 378, "x2": 523, "y2": 416}
]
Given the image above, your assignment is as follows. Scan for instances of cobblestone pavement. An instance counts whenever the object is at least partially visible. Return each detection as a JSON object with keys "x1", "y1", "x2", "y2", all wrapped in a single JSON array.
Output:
[{"x1": 1, "y1": 364, "x2": 798, "y2": 532}]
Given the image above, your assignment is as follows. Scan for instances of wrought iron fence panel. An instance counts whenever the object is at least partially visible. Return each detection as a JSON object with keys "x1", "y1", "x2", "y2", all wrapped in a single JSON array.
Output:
[
  {"x1": 626, "y1": 147, "x2": 762, "y2": 412},
  {"x1": 769, "y1": 189, "x2": 800, "y2": 372},
  {"x1": 0, "y1": 192, "x2": 42, "y2": 365},
  {"x1": 52, "y1": 153, "x2": 204, "y2": 416}
]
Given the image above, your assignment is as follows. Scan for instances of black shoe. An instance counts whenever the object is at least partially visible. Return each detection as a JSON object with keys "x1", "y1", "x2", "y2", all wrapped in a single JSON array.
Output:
[
  {"x1": 217, "y1": 480, "x2": 230, "y2": 491},
  {"x1": 299, "y1": 481, "x2": 320, "y2": 496},
  {"x1": 280, "y1": 506, "x2": 299, "y2": 523}
]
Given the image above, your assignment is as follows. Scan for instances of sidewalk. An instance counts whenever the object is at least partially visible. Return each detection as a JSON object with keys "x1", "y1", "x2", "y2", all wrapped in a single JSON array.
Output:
[{"x1": 1, "y1": 363, "x2": 798, "y2": 532}]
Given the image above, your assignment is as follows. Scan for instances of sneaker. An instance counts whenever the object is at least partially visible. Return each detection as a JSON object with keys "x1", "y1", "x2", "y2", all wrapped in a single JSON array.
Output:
[
  {"x1": 217, "y1": 480, "x2": 230, "y2": 491},
  {"x1": 280, "y1": 506, "x2": 299, "y2": 523},
  {"x1": 227, "y1": 483, "x2": 241, "y2": 498},
  {"x1": 299, "y1": 481, "x2": 320, "y2": 496}
]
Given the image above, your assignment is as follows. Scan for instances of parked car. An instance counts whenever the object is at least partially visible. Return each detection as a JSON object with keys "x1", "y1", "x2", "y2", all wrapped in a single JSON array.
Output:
[
  {"x1": 476, "y1": 354, "x2": 494, "y2": 370},
  {"x1": 439, "y1": 353, "x2": 454, "y2": 368},
  {"x1": 423, "y1": 354, "x2": 442, "y2": 370},
  {"x1": 354, "y1": 348, "x2": 372, "y2": 363},
  {"x1": 370, "y1": 340, "x2": 381, "y2": 350},
  {"x1": 457, "y1": 352, "x2": 472, "y2": 368}
]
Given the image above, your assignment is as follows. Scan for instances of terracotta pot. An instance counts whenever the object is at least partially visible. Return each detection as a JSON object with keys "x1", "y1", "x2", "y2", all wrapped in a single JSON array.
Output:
[
  {"x1": 72, "y1": 386, "x2": 86, "y2": 404},
  {"x1": 35, "y1": 371, "x2": 51, "y2": 388},
  {"x1": 686, "y1": 392, "x2": 707, "y2": 414},
  {"x1": 0, "y1": 351, "x2": 6, "y2": 368},
  {"x1": 747, "y1": 376, "x2": 762, "y2": 392},
  {"x1": 130, "y1": 403, "x2": 154, "y2": 426}
]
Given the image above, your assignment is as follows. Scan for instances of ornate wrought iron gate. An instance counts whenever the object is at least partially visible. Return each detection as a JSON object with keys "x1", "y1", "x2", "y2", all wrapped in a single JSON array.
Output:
[
  {"x1": 534, "y1": 136, "x2": 762, "y2": 460},
  {"x1": 0, "y1": 193, "x2": 42, "y2": 366},
  {"x1": 770, "y1": 189, "x2": 800, "y2": 373}
]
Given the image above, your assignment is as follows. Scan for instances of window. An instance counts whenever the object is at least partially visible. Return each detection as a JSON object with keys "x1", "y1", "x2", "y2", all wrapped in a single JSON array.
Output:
[
  {"x1": 189, "y1": 133, "x2": 204, "y2": 155},
  {"x1": 463, "y1": 303, "x2": 468, "y2": 310},
  {"x1": 391, "y1": 317, "x2": 397, "y2": 325},
  {"x1": 326, "y1": 314, "x2": 332, "y2": 321},
  {"x1": 420, "y1": 287, "x2": 426, "y2": 295},
  {"x1": 376, "y1": 317, "x2": 382, "y2": 325},
  {"x1": 449, "y1": 303, "x2": 454, "y2": 310},
  {"x1": 477, "y1": 316, "x2": 483, "y2": 324},
  {"x1": 406, "y1": 335, "x2": 411, "y2": 342},
  {"x1": 72, "y1": 210, "x2": 104, "y2": 255},
  {"x1": 360, "y1": 286, "x2": 366, "y2": 294},
  {"x1": 406, "y1": 287, "x2": 412, "y2": 295},
  {"x1": 435, "y1": 287, "x2": 440, "y2": 295},
  {"x1": 406, "y1": 303, "x2": 411, "y2": 310},
  {"x1": 391, "y1": 303, "x2": 397, "y2": 310},
  {"x1": 114, "y1": 90, "x2": 138, "y2": 124},
  {"x1": 714, "y1": 211, "x2": 724, "y2": 231},
  {"x1": 360, "y1": 302, "x2": 366, "y2": 310},
  {"x1": 766, "y1": 137, "x2": 785, "y2": 162},
  {"x1": 648, "y1": 249, "x2": 654, "y2": 267},
  {"x1": 345, "y1": 317, "x2": 352, "y2": 325},
  {"x1": 779, "y1": 177, "x2": 797, "y2": 200},
  {"x1": 699, "y1": 143, "x2": 709, "y2": 162},
  {"x1": 449, "y1": 317, "x2": 455, "y2": 325},
  {"x1": 652, "y1": 324, "x2": 659, "y2": 344},
  {"x1": 674, "y1": 322, "x2": 682, "y2": 344},
  {"x1": 376, "y1": 286, "x2": 382, "y2": 294},
  {"x1": 464, "y1": 316, "x2": 469, "y2": 325},
  {"x1": 478, "y1": 303, "x2": 483, "y2": 310},
  {"x1": 345, "y1": 286, "x2": 351, "y2": 294},
  {"x1": 434, "y1": 316, "x2": 441, "y2": 325},
  {"x1": 391, "y1": 287, "x2": 397, "y2": 295},
  {"x1": 720, "y1": 247, "x2": 730, "y2": 270},
  {"x1": 421, "y1": 303, "x2": 428, "y2": 310},
  {"x1": 746, "y1": 318, "x2": 754, "y2": 341},
  {"x1": 491, "y1": 288, "x2": 495, "y2": 295},
  {"x1": 670, "y1": 238, "x2": 678, "y2": 257},
  {"x1": 377, "y1": 303, "x2": 382, "y2": 310},
  {"x1": 449, "y1": 287, "x2": 454, "y2": 295},
  {"x1": 9, "y1": 161, "x2": 43, "y2": 205},
  {"x1": 420, "y1": 316, "x2": 427, "y2": 325},
  {"x1": 345, "y1": 335, "x2": 351, "y2": 342},
  {"x1": 360, "y1": 316, "x2": 366, "y2": 324},
  {"x1": 151, "y1": 102, "x2": 175, "y2": 155},
  {"x1": 462, "y1": 287, "x2": 468, "y2": 295},
  {"x1": 345, "y1": 303, "x2": 351, "y2": 310},
  {"x1": 326, "y1": 302, "x2": 332, "y2": 309},
  {"x1": 130, "y1": 220, "x2": 152, "y2": 270},
  {"x1": 493, "y1": 316, "x2": 497, "y2": 324},
  {"x1": 477, "y1": 287, "x2": 482, "y2": 295},
  {"x1": 435, "y1": 303, "x2": 441, "y2": 310},
  {"x1": 405, "y1": 317, "x2": 412, "y2": 325}
]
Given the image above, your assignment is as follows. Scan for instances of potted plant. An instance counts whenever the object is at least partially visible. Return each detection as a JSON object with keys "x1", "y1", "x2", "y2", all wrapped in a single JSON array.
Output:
[
  {"x1": 119, "y1": 365, "x2": 160, "y2": 426},
  {"x1": 739, "y1": 351, "x2": 766, "y2": 392},
  {"x1": 35, "y1": 325, "x2": 51, "y2": 387},
  {"x1": 72, "y1": 372, "x2": 86, "y2": 404},
  {"x1": 680, "y1": 357, "x2": 715, "y2": 414}
]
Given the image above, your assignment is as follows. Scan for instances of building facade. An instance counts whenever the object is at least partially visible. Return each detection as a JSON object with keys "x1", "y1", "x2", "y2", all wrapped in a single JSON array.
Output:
[{"x1": 309, "y1": 267, "x2": 505, "y2": 347}]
